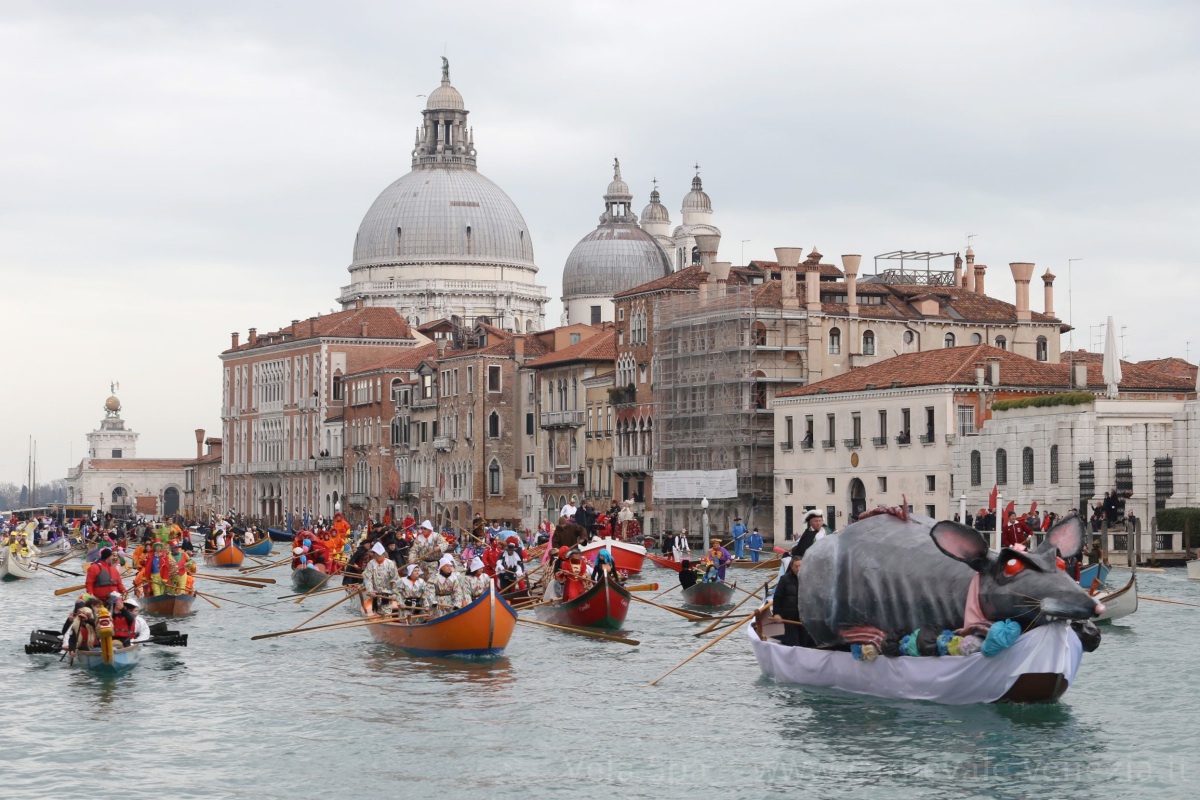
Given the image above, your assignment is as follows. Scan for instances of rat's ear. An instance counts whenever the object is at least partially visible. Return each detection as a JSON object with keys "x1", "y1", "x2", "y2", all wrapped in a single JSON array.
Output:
[
  {"x1": 930, "y1": 521, "x2": 991, "y2": 572},
  {"x1": 1044, "y1": 514, "x2": 1085, "y2": 561}
]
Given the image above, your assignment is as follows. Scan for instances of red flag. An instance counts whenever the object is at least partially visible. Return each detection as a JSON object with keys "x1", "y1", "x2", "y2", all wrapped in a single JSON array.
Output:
[
  {"x1": 1029, "y1": 500, "x2": 1038, "y2": 516},
  {"x1": 988, "y1": 485, "x2": 998, "y2": 512}
]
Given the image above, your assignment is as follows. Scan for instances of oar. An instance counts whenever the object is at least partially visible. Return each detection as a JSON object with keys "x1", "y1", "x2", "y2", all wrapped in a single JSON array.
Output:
[
  {"x1": 515, "y1": 617, "x2": 639, "y2": 646},
  {"x1": 279, "y1": 584, "x2": 350, "y2": 602},
  {"x1": 1138, "y1": 595, "x2": 1200, "y2": 608},
  {"x1": 33, "y1": 561, "x2": 81, "y2": 577},
  {"x1": 192, "y1": 575, "x2": 269, "y2": 589},
  {"x1": 293, "y1": 587, "x2": 363, "y2": 630},
  {"x1": 49, "y1": 544, "x2": 87, "y2": 567},
  {"x1": 696, "y1": 578, "x2": 772, "y2": 636},
  {"x1": 649, "y1": 584, "x2": 677, "y2": 601},
  {"x1": 196, "y1": 592, "x2": 222, "y2": 609},
  {"x1": 625, "y1": 583, "x2": 659, "y2": 592},
  {"x1": 197, "y1": 572, "x2": 276, "y2": 584},
  {"x1": 54, "y1": 583, "x2": 87, "y2": 596},
  {"x1": 239, "y1": 555, "x2": 292, "y2": 574},
  {"x1": 195, "y1": 590, "x2": 276, "y2": 611},
  {"x1": 629, "y1": 593, "x2": 713, "y2": 622},
  {"x1": 1110, "y1": 565, "x2": 1166, "y2": 573},
  {"x1": 695, "y1": 613, "x2": 756, "y2": 636},
  {"x1": 251, "y1": 613, "x2": 399, "y2": 641},
  {"x1": 293, "y1": 570, "x2": 338, "y2": 603},
  {"x1": 511, "y1": 599, "x2": 556, "y2": 611},
  {"x1": 648, "y1": 615, "x2": 752, "y2": 686}
]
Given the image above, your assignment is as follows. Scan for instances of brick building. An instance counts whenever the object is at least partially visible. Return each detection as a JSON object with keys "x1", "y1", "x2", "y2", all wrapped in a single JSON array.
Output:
[{"x1": 183, "y1": 430, "x2": 223, "y2": 521}]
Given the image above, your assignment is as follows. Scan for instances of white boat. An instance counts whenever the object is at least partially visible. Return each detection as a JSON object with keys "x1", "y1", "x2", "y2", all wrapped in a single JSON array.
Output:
[
  {"x1": 1188, "y1": 560, "x2": 1200, "y2": 581},
  {"x1": 2, "y1": 551, "x2": 40, "y2": 579},
  {"x1": 0, "y1": 549, "x2": 8, "y2": 579},
  {"x1": 1093, "y1": 575, "x2": 1137, "y2": 623},
  {"x1": 36, "y1": 538, "x2": 72, "y2": 557},
  {"x1": 749, "y1": 613, "x2": 1083, "y2": 705},
  {"x1": 72, "y1": 644, "x2": 142, "y2": 673}
]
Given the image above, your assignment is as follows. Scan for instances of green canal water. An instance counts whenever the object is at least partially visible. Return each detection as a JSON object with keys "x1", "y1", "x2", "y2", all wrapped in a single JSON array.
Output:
[{"x1": 1, "y1": 562, "x2": 1197, "y2": 799}]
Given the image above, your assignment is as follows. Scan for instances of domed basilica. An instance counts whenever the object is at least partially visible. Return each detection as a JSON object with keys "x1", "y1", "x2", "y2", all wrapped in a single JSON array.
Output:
[{"x1": 340, "y1": 59, "x2": 548, "y2": 333}]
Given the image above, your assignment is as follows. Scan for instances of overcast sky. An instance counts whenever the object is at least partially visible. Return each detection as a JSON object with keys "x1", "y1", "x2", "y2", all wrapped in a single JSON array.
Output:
[{"x1": 2, "y1": 1, "x2": 1197, "y2": 487}]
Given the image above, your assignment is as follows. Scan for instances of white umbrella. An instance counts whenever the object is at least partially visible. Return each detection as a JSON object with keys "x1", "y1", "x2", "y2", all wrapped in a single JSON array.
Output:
[{"x1": 1102, "y1": 315, "x2": 1122, "y2": 399}]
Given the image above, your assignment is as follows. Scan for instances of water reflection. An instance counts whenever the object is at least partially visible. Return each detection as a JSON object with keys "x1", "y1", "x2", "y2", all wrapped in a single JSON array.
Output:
[{"x1": 359, "y1": 642, "x2": 516, "y2": 689}]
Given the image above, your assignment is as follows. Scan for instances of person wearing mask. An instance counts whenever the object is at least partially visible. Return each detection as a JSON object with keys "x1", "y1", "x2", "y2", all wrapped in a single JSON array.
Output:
[
  {"x1": 747, "y1": 528, "x2": 764, "y2": 563},
  {"x1": 560, "y1": 496, "x2": 579, "y2": 521},
  {"x1": 495, "y1": 538, "x2": 526, "y2": 595}
]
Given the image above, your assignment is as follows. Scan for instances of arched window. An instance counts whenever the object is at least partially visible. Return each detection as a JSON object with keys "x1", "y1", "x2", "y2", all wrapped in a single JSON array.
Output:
[
  {"x1": 970, "y1": 451, "x2": 982, "y2": 486},
  {"x1": 488, "y1": 411, "x2": 500, "y2": 438},
  {"x1": 488, "y1": 459, "x2": 502, "y2": 495},
  {"x1": 971, "y1": 332, "x2": 982, "y2": 345},
  {"x1": 944, "y1": 332, "x2": 956, "y2": 348},
  {"x1": 1036, "y1": 336, "x2": 1048, "y2": 361},
  {"x1": 1050, "y1": 445, "x2": 1059, "y2": 484},
  {"x1": 752, "y1": 321, "x2": 767, "y2": 347},
  {"x1": 112, "y1": 486, "x2": 127, "y2": 503},
  {"x1": 862, "y1": 330, "x2": 875, "y2": 356},
  {"x1": 1022, "y1": 447, "x2": 1035, "y2": 484},
  {"x1": 994, "y1": 335, "x2": 1007, "y2": 351},
  {"x1": 828, "y1": 327, "x2": 841, "y2": 355},
  {"x1": 996, "y1": 449, "x2": 1008, "y2": 485}
]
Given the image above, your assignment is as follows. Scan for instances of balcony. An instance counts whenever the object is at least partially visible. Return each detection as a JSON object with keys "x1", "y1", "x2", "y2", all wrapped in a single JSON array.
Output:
[
  {"x1": 821, "y1": 439, "x2": 836, "y2": 450},
  {"x1": 799, "y1": 438, "x2": 814, "y2": 451},
  {"x1": 540, "y1": 410, "x2": 585, "y2": 428},
  {"x1": 398, "y1": 481, "x2": 418, "y2": 498},
  {"x1": 433, "y1": 436, "x2": 452, "y2": 451},
  {"x1": 539, "y1": 470, "x2": 583, "y2": 489},
  {"x1": 895, "y1": 433, "x2": 912, "y2": 446},
  {"x1": 412, "y1": 394, "x2": 437, "y2": 409},
  {"x1": 314, "y1": 456, "x2": 344, "y2": 470},
  {"x1": 842, "y1": 438, "x2": 862, "y2": 450},
  {"x1": 614, "y1": 455, "x2": 651, "y2": 474},
  {"x1": 608, "y1": 385, "x2": 637, "y2": 406},
  {"x1": 919, "y1": 432, "x2": 935, "y2": 445},
  {"x1": 347, "y1": 493, "x2": 368, "y2": 509},
  {"x1": 779, "y1": 442, "x2": 793, "y2": 452},
  {"x1": 872, "y1": 436, "x2": 888, "y2": 448}
]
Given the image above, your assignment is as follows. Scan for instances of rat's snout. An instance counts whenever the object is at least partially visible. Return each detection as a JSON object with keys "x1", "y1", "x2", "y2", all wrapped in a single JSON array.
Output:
[{"x1": 1092, "y1": 602, "x2": 1106, "y2": 616}]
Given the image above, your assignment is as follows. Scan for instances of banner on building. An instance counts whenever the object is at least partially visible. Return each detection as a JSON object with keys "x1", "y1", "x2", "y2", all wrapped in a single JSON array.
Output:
[{"x1": 653, "y1": 469, "x2": 739, "y2": 499}]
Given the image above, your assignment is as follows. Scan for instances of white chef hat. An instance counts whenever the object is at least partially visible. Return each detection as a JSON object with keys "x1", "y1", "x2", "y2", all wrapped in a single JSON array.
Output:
[
  {"x1": 438, "y1": 554, "x2": 455, "y2": 569},
  {"x1": 371, "y1": 542, "x2": 386, "y2": 556},
  {"x1": 468, "y1": 557, "x2": 485, "y2": 572},
  {"x1": 405, "y1": 564, "x2": 419, "y2": 577},
  {"x1": 421, "y1": 520, "x2": 434, "y2": 532}
]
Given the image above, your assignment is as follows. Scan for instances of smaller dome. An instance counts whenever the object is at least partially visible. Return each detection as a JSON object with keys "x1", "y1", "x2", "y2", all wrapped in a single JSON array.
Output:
[
  {"x1": 427, "y1": 82, "x2": 464, "y2": 110},
  {"x1": 641, "y1": 187, "x2": 670, "y2": 224},
  {"x1": 681, "y1": 173, "x2": 712, "y2": 214},
  {"x1": 562, "y1": 225, "x2": 671, "y2": 299},
  {"x1": 605, "y1": 158, "x2": 631, "y2": 201}
]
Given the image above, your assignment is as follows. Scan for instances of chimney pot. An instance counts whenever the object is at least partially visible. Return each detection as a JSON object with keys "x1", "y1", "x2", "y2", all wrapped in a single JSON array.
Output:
[
  {"x1": 194, "y1": 429, "x2": 205, "y2": 460},
  {"x1": 248, "y1": 327, "x2": 257, "y2": 346},
  {"x1": 694, "y1": 234, "x2": 721, "y2": 273},
  {"x1": 1009, "y1": 262, "x2": 1035, "y2": 321},
  {"x1": 1042, "y1": 269, "x2": 1057, "y2": 316},
  {"x1": 231, "y1": 331, "x2": 240, "y2": 348},
  {"x1": 805, "y1": 263, "x2": 822, "y2": 312},
  {"x1": 842, "y1": 255, "x2": 861, "y2": 314},
  {"x1": 773, "y1": 247, "x2": 803, "y2": 270},
  {"x1": 973, "y1": 264, "x2": 987, "y2": 296},
  {"x1": 965, "y1": 248, "x2": 977, "y2": 292},
  {"x1": 355, "y1": 298, "x2": 364, "y2": 310},
  {"x1": 987, "y1": 358, "x2": 1000, "y2": 386}
]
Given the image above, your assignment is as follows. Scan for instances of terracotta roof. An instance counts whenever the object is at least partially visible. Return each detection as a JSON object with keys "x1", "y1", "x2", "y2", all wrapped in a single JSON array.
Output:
[
  {"x1": 614, "y1": 265, "x2": 709, "y2": 299},
  {"x1": 747, "y1": 260, "x2": 845, "y2": 279},
  {"x1": 525, "y1": 330, "x2": 617, "y2": 368},
  {"x1": 86, "y1": 459, "x2": 191, "y2": 471},
  {"x1": 183, "y1": 453, "x2": 222, "y2": 467},
  {"x1": 225, "y1": 307, "x2": 413, "y2": 353},
  {"x1": 325, "y1": 410, "x2": 344, "y2": 422},
  {"x1": 345, "y1": 342, "x2": 438, "y2": 377},
  {"x1": 779, "y1": 344, "x2": 1196, "y2": 398}
]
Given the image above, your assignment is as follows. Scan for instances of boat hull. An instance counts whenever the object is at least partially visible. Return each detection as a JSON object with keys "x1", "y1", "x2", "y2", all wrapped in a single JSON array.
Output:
[
  {"x1": 203, "y1": 544, "x2": 245, "y2": 568},
  {"x1": 749, "y1": 616, "x2": 1082, "y2": 705},
  {"x1": 292, "y1": 567, "x2": 332, "y2": 593},
  {"x1": 139, "y1": 592, "x2": 197, "y2": 616},
  {"x1": 1094, "y1": 575, "x2": 1137, "y2": 623},
  {"x1": 366, "y1": 587, "x2": 516, "y2": 658},
  {"x1": 681, "y1": 581, "x2": 736, "y2": 607},
  {"x1": 73, "y1": 644, "x2": 142, "y2": 674},
  {"x1": 267, "y1": 528, "x2": 294, "y2": 543},
  {"x1": 1078, "y1": 562, "x2": 1110, "y2": 589},
  {"x1": 539, "y1": 577, "x2": 631, "y2": 630},
  {"x1": 3, "y1": 553, "x2": 40, "y2": 580},
  {"x1": 242, "y1": 538, "x2": 273, "y2": 557},
  {"x1": 579, "y1": 538, "x2": 646, "y2": 576},
  {"x1": 1188, "y1": 560, "x2": 1200, "y2": 581},
  {"x1": 647, "y1": 554, "x2": 683, "y2": 572}
]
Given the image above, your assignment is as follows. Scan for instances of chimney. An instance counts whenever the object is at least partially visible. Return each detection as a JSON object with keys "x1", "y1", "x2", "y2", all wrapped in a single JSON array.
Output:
[
  {"x1": 1042, "y1": 269, "x2": 1057, "y2": 316},
  {"x1": 231, "y1": 331, "x2": 240, "y2": 349},
  {"x1": 953, "y1": 254, "x2": 964, "y2": 287},
  {"x1": 355, "y1": 298, "x2": 364, "y2": 310},
  {"x1": 775, "y1": 247, "x2": 802, "y2": 310},
  {"x1": 975, "y1": 366, "x2": 986, "y2": 386},
  {"x1": 973, "y1": 263, "x2": 987, "y2": 296},
  {"x1": 699, "y1": 282, "x2": 709, "y2": 303},
  {"x1": 513, "y1": 336, "x2": 525, "y2": 357},
  {"x1": 1009, "y1": 262, "x2": 1035, "y2": 321},
  {"x1": 842, "y1": 254, "x2": 861, "y2": 316},
  {"x1": 309, "y1": 318, "x2": 316, "y2": 336},
  {"x1": 694, "y1": 233, "x2": 721, "y2": 274},
  {"x1": 436, "y1": 339, "x2": 447, "y2": 358},
  {"x1": 964, "y1": 247, "x2": 976, "y2": 292},
  {"x1": 194, "y1": 429, "x2": 205, "y2": 460},
  {"x1": 987, "y1": 357, "x2": 1000, "y2": 386},
  {"x1": 712, "y1": 261, "x2": 732, "y2": 298},
  {"x1": 248, "y1": 327, "x2": 257, "y2": 346},
  {"x1": 361, "y1": 322, "x2": 369, "y2": 337},
  {"x1": 1071, "y1": 360, "x2": 1088, "y2": 389},
  {"x1": 804, "y1": 263, "x2": 822, "y2": 312}
]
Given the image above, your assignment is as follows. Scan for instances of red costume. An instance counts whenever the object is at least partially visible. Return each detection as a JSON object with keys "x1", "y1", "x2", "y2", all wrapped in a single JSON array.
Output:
[
  {"x1": 481, "y1": 543, "x2": 503, "y2": 577},
  {"x1": 558, "y1": 558, "x2": 590, "y2": 601}
]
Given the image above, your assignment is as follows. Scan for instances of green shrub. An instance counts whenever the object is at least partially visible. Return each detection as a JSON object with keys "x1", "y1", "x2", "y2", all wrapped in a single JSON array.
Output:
[
  {"x1": 1156, "y1": 508, "x2": 1200, "y2": 546},
  {"x1": 991, "y1": 392, "x2": 1096, "y2": 412}
]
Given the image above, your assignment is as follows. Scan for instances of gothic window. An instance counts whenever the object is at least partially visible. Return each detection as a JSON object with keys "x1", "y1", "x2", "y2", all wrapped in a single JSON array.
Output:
[
  {"x1": 996, "y1": 449, "x2": 1008, "y2": 485},
  {"x1": 995, "y1": 335, "x2": 1007, "y2": 351},
  {"x1": 970, "y1": 451, "x2": 982, "y2": 486},
  {"x1": 488, "y1": 411, "x2": 500, "y2": 438},
  {"x1": 488, "y1": 459, "x2": 501, "y2": 495},
  {"x1": 828, "y1": 327, "x2": 841, "y2": 355},
  {"x1": 862, "y1": 330, "x2": 875, "y2": 356},
  {"x1": 1023, "y1": 447, "x2": 1035, "y2": 484}
]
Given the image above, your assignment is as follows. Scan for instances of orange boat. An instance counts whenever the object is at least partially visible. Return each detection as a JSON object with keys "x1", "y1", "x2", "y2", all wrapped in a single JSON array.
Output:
[
  {"x1": 203, "y1": 543, "x2": 245, "y2": 568},
  {"x1": 364, "y1": 585, "x2": 517, "y2": 658}
]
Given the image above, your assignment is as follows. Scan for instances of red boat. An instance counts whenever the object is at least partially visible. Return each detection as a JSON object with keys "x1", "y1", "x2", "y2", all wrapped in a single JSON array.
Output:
[
  {"x1": 647, "y1": 553, "x2": 683, "y2": 573},
  {"x1": 681, "y1": 580, "x2": 736, "y2": 607},
  {"x1": 579, "y1": 538, "x2": 645, "y2": 576},
  {"x1": 203, "y1": 543, "x2": 245, "y2": 568},
  {"x1": 138, "y1": 592, "x2": 197, "y2": 616},
  {"x1": 539, "y1": 575, "x2": 631, "y2": 630}
]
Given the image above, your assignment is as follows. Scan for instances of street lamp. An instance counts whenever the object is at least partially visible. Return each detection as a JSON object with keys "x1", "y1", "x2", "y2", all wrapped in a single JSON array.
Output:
[{"x1": 701, "y1": 496, "x2": 710, "y2": 551}]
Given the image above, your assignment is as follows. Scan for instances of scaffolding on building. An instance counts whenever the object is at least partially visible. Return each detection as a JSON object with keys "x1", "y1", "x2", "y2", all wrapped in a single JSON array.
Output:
[{"x1": 652, "y1": 283, "x2": 807, "y2": 538}]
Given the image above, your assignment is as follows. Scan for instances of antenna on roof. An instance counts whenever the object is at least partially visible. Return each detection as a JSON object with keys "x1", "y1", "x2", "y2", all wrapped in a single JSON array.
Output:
[{"x1": 966, "y1": 233, "x2": 977, "y2": 249}]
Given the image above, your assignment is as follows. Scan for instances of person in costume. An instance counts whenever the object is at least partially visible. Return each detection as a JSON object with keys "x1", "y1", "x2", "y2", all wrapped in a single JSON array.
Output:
[
  {"x1": 730, "y1": 517, "x2": 748, "y2": 559},
  {"x1": 670, "y1": 529, "x2": 691, "y2": 562},
  {"x1": 463, "y1": 557, "x2": 491, "y2": 600},
  {"x1": 85, "y1": 548, "x2": 127, "y2": 599},
  {"x1": 591, "y1": 548, "x2": 622, "y2": 584},
  {"x1": 705, "y1": 540, "x2": 732, "y2": 581},
  {"x1": 408, "y1": 520, "x2": 447, "y2": 577},
  {"x1": 747, "y1": 528, "x2": 764, "y2": 562},
  {"x1": 423, "y1": 554, "x2": 470, "y2": 619},
  {"x1": 397, "y1": 564, "x2": 427, "y2": 611},
  {"x1": 495, "y1": 537, "x2": 525, "y2": 594},
  {"x1": 556, "y1": 548, "x2": 591, "y2": 602},
  {"x1": 362, "y1": 542, "x2": 401, "y2": 614},
  {"x1": 480, "y1": 536, "x2": 504, "y2": 577},
  {"x1": 168, "y1": 541, "x2": 192, "y2": 593},
  {"x1": 136, "y1": 541, "x2": 171, "y2": 597}
]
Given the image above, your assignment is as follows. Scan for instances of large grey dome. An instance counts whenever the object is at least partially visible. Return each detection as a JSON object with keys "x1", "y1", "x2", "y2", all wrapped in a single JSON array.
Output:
[
  {"x1": 351, "y1": 168, "x2": 536, "y2": 270},
  {"x1": 562, "y1": 224, "x2": 671, "y2": 298}
]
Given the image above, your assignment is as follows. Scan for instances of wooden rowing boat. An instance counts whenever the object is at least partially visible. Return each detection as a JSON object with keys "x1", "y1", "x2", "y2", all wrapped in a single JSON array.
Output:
[
  {"x1": 203, "y1": 543, "x2": 245, "y2": 568},
  {"x1": 72, "y1": 644, "x2": 142, "y2": 673},
  {"x1": 731, "y1": 556, "x2": 781, "y2": 570},
  {"x1": 242, "y1": 537, "x2": 273, "y2": 557},
  {"x1": 2, "y1": 551, "x2": 40, "y2": 580},
  {"x1": 647, "y1": 553, "x2": 683, "y2": 572},
  {"x1": 538, "y1": 574, "x2": 631, "y2": 630},
  {"x1": 749, "y1": 609, "x2": 1082, "y2": 704},
  {"x1": 365, "y1": 585, "x2": 517, "y2": 658},
  {"x1": 579, "y1": 537, "x2": 646, "y2": 575},
  {"x1": 291, "y1": 567, "x2": 332, "y2": 593},
  {"x1": 1093, "y1": 574, "x2": 1137, "y2": 623},
  {"x1": 267, "y1": 528, "x2": 294, "y2": 543},
  {"x1": 1078, "y1": 562, "x2": 1110, "y2": 589},
  {"x1": 681, "y1": 580, "x2": 736, "y2": 607},
  {"x1": 139, "y1": 592, "x2": 197, "y2": 616}
]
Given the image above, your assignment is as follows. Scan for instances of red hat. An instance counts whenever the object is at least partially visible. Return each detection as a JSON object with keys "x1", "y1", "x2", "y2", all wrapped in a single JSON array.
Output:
[{"x1": 557, "y1": 546, "x2": 569, "y2": 558}]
